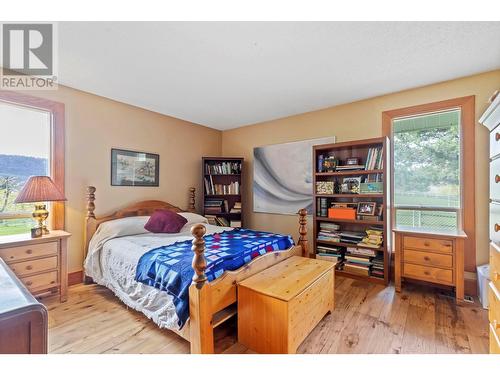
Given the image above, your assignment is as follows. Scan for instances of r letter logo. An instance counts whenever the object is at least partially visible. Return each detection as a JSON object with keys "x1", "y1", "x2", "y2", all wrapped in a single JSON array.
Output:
[{"x1": 1, "y1": 23, "x2": 57, "y2": 90}]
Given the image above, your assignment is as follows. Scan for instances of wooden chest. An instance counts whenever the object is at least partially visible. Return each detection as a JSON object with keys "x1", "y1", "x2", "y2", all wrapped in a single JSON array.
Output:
[
  {"x1": 237, "y1": 256, "x2": 334, "y2": 353},
  {"x1": 0, "y1": 258, "x2": 47, "y2": 354},
  {"x1": 394, "y1": 228, "x2": 466, "y2": 302}
]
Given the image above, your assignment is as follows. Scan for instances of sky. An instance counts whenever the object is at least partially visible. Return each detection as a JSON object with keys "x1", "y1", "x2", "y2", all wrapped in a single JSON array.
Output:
[{"x1": 0, "y1": 102, "x2": 51, "y2": 158}]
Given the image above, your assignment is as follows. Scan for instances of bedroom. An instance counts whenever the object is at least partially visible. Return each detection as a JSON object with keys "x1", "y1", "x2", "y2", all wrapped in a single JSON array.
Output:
[{"x1": 1, "y1": 2, "x2": 500, "y2": 371}]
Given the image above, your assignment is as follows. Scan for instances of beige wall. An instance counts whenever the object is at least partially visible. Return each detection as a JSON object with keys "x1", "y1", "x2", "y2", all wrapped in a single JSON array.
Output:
[
  {"x1": 28, "y1": 86, "x2": 222, "y2": 272},
  {"x1": 222, "y1": 69, "x2": 500, "y2": 270}
]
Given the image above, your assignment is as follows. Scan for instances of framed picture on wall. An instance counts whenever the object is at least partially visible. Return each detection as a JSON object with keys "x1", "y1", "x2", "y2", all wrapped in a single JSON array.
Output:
[{"x1": 111, "y1": 148, "x2": 159, "y2": 186}]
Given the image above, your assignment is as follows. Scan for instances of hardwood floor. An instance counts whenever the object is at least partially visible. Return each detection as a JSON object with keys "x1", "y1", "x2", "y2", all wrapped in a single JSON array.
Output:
[{"x1": 44, "y1": 276, "x2": 489, "y2": 354}]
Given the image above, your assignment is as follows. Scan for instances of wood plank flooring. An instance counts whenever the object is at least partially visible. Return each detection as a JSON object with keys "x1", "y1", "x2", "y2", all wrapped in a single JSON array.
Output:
[{"x1": 44, "y1": 276, "x2": 489, "y2": 354}]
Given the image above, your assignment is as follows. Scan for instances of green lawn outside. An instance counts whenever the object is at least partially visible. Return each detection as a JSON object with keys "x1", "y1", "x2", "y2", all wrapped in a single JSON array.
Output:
[{"x1": 0, "y1": 218, "x2": 34, "y2": 236}]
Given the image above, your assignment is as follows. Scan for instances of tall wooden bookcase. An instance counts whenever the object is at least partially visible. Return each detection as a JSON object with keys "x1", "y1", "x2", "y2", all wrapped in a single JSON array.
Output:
[
  {"x1": 202, "y1": 157, "x2": 243, "y2": 228},
  {"x1": 312, "y1": 137, "x2": 391, "y2": 285}
]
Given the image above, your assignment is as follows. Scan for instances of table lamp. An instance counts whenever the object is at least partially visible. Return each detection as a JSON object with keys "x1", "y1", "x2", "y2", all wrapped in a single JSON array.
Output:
[{"x1": 14, "y1": 176, "x2": 67, "y2": 237}]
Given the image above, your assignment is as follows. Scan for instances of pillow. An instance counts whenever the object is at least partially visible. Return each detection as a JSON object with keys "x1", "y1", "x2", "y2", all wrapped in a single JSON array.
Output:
[
  {"x1": 144, "y1": 210, "x2": 188, "y2": 233},
  {"x1": 178, "y1": 212, "x2": 209, "y2": 226}
]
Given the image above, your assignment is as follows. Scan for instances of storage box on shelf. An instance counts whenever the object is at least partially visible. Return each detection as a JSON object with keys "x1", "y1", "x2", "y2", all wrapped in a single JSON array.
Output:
[
  {"x1": 202, "y1": 157, "x2": 244, "y2": 228},
  {"x1": 312, "y1": 137, "x2": 390, "y2": 285}
]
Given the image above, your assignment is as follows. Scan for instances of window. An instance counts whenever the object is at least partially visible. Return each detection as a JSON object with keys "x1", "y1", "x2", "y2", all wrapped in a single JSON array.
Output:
[
  {"x1": 0, "y1": 92, "x2": 65, "y2": 236},
  {"x1": 393, "y1": 109, "x2": 461, "y2": 231}
]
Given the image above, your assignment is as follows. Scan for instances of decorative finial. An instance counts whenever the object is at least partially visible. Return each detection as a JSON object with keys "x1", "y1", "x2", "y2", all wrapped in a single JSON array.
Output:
[
  {"x1": 298, "y1": 208, "x2": 308, "y2": 257},
  {"x1": 86, "y1": 186, "x2": 96, "y2": 219}
]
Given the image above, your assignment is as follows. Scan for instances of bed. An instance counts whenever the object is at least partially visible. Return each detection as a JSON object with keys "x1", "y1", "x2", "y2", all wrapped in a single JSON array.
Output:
[{"x1": 83, "y1": 186, "x2": 309, "y2": 353}]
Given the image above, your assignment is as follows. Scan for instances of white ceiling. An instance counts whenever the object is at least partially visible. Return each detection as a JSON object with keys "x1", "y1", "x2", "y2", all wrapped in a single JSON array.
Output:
[{"x1": 58, "y1": 22, "x2": 500, "y2": 130}]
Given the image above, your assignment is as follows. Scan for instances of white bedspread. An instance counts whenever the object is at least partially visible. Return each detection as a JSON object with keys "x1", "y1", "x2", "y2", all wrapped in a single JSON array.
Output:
[{"x1": 84, "y1": 215, "x2": 232, "y2": 333}]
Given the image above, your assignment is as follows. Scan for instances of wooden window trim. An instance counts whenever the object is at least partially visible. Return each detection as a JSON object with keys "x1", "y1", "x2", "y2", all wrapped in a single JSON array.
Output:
[
  {"x1": 0, "y1": 90, "x2": 65, "y2": 230},
  {"x1": 382, "y1": 96, "x2": 476, "y2": 273}
]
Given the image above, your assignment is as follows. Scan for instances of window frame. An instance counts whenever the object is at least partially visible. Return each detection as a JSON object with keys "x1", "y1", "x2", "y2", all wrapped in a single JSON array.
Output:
[
  {"x1": 0, "y1": 91, "x2": 65, "y2": 230},
  {"x1": 382, "y1": 96, "x2": 475, "y2": 267}
]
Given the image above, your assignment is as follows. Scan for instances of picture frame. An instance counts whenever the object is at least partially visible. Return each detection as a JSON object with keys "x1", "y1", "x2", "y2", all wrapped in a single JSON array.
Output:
[
  {"x1": 357, "y1": 201, "x2": 377, "y2": 216},
  {"x1": 111, "y1": 148, "x2": 160, "y2": 187},
  {"x1": 346, "y1": 157, "x2": 360, "y2": 165}
]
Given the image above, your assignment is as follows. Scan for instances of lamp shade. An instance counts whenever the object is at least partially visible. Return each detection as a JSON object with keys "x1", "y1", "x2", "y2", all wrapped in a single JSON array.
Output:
[{"x1": 14, "y1": 176, "x2": 67, "y2": 203}]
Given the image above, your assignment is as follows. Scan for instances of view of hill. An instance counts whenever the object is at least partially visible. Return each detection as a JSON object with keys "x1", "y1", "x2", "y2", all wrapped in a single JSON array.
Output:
[{"x1": 0, "y1": 154, "x2": 48, "y2": 181}]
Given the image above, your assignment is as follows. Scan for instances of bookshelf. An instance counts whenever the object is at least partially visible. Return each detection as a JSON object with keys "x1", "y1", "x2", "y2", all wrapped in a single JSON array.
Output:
[
  {"x1": 202, "y1": 157, "x2": 243, "y2": 228},
  {"x1": 312, "y1": 137, "x2": 391, "y2": 285}
]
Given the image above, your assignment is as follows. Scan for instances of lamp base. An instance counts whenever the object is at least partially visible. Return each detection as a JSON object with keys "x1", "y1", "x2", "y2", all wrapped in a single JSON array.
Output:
[{"x1": 33, "y1": 204, "x2": 50, "y2": 236}]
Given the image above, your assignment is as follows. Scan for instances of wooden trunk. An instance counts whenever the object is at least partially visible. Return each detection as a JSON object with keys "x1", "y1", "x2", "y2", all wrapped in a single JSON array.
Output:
[{"x1": 238, "y1": 256, "x2": 334, "y2": 354}]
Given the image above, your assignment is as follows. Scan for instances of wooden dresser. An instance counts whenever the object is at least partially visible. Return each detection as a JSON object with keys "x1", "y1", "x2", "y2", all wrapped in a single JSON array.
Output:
[
  {"x1": 0, "y1": 231, "x2": 70, "y2": 302},
  {"x1": 479, "y1": 89, "x2": 500, "y2": 354},
  {"x1": 0, "y1": 258, "x2": 48, "y2": 353},
  {"x1": 394, "y1": 227, "x2": 466, "y2": 302},
  {"x1": 237, "y1": 256, "x2": 334, "y2": 354}
]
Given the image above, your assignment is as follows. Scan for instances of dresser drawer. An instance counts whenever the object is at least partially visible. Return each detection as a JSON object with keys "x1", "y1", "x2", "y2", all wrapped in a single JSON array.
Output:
[
  {"x1": 491, "y1": 322, "x2": 500, "y2": 354},
  {"x1": 403, "y1": 249, "x2": 452, "y2": 268},
  {"x1": 489, "y1": 282, "x2": 500, "y2": 328},
  {"x1": 491, "y1": 243, "x2": 500, "y2": 292},
  {"x1": 491, "y1": 127, "x2": 500, "y2": 159},
  {"x1": 9, "y1": 256, "x2": 58, "y2": 277},
  {"x1": 490, "y1": 203, "x2": 500, "y2": 244},
  {"x1": 403, "y1": 263, "x2": 453, "y2": 285},
  {"x1": 1, "y1": 242, "x2": 58, "y2": 263},
  {"x1": 21, "y1": 271, "x2": 58, "y2": 293},
  {"x1": 491, "y1": 158, "x2": 500, "y2": 201},
  {"x1": 403, "y1": 236, "x2": 453, "y2": 254}
]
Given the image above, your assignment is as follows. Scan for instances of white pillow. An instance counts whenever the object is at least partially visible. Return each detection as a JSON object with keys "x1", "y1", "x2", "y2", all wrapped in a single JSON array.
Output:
[{"x1": 178, "y1": 212, "x2": 209, "y2": 226}]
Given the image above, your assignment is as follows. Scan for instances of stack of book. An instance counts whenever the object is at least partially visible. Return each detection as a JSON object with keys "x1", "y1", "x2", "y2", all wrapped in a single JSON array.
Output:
[
  {"x1": 230, "y1": 219, "x2": 242, "y2": 228},
  {"x1": 371, "y1": 254, "x2": 384, "y2": 278},
  {"x1": 339, "y1": 231, "x2": 365, "y2": 244},
  {"x1": 205, "y1": 161, "x2": 241, "y2": 175},
  {"x1": 317, "y1": 222, "x2": 340, "y2": 243},
  {"x1": 343, "y1": 253, "x2": 371, "y2": 276},
  {"x1": 204, "y1": 176, "x2": 240, "y2": 195},
  {"x1": 358, "y1": 227, "x2": 383, "y2": 248},
  {"x1": 346, "y1": 246, "x2": 377, "y2": 258},
  {"x1": 365, "y1": 147, "x2": 383, "y2": 170},
  {"x1": 230, "y1": 202, "x2": 242, "y2": 213},
  {"x1": 317, "y1": 197, "x2": 328, "y2": 217},
  {"x1": 335, "y1": 164, "x2": 365, "y2": 171},
  {"x1": 204, "y1": 199, "x2": 227, "y2": 214},
  {"x1": 316, "y1": 245, "x2": 343, "y2": 264}
]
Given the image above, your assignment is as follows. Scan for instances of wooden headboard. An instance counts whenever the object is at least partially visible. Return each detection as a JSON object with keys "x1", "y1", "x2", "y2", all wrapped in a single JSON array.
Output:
[{"x1": 84, "y1": 186, "x2": 196, "y2": 260}]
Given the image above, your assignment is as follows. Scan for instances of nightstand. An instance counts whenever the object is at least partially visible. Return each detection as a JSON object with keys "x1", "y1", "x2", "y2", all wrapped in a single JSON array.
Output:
[{"x1": 0, "y1": 230, "x2": 71, "y2": 302}]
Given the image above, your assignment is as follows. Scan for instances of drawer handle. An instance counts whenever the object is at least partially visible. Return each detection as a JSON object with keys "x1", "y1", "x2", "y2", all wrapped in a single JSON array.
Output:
[
  {"x1": 25, "y1": 281, "x2": 33, "y2": 286},
  {"x1": 424, "y1": 256, "x2": 431, "y2": 261},
  {"x1": 496, "y1": 224, "x2": 500, "y2": 233},
  {"x1": 26, "y1": 265, "x2": 33, "y2": 270},
  {"x1": 496, "y1": 175, "x2": 500, "y2": 184},
  {"x1": 26, "y1": 249, "x2": 33, "y2": 254},
  {"x1": 494, "y1": 320, "x2": 500, "y2": 330},
  {"x1": 50, "y1": 280, "x2": 55, "y2": 284},
  {"x1": 424, "y1": 271, "x2": 430, "y2": 276},
  {"x1": 493, "y1": 271, "x2": 499, "y2": 281},
  {"x1": 496, "y1": 133, "x2": 500, "y2": 142},
  {"x1": 424, "y1": 241, "x2": 430, "y2": 247}
]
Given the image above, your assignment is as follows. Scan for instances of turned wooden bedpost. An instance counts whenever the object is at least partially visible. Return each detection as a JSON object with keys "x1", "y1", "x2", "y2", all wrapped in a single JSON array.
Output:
[
  {"x1": 189, "y1": 223, "x2": 214, "y2": 354},
  {"x1": 188, "y1": 187, "x2": 196, "y2": 213},
  {"x1": 191, "y1": 224, "x2": 207, "y2": 288},
  {"x1": 298, "y1": 208, "x2": 309, "y2": 257},
  {"x1": 84, "y1": 186, "x2": 97, "y2": 284}
]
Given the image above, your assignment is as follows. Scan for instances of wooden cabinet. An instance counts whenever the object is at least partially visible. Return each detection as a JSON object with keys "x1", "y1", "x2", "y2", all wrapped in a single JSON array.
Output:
[
  {"x1": 480, "y1": 89, "x2": 500, "y2": 354},
  {"x1": 237, "y1": 256, "x2": 334, "y2": 353},
  {"x1": 0, "y1": 231, "x2": 70, "y2": 302},
  {"x1": 394, "y1": 228, "x2": 466, "y2": 302},
  {"x1": 0, "y1": 258, "x2": 48, "y2": 354}
]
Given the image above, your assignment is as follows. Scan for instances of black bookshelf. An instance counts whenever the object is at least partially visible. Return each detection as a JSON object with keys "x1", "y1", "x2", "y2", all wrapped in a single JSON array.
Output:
[{"x1": 202, "y1": 157, "x2": 243, "y2": 228}]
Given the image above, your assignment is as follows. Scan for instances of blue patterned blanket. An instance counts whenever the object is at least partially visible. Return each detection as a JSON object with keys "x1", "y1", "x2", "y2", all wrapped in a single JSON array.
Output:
[{"x1": 135, "y1": 228, "x2": 295, "y2": 328}]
